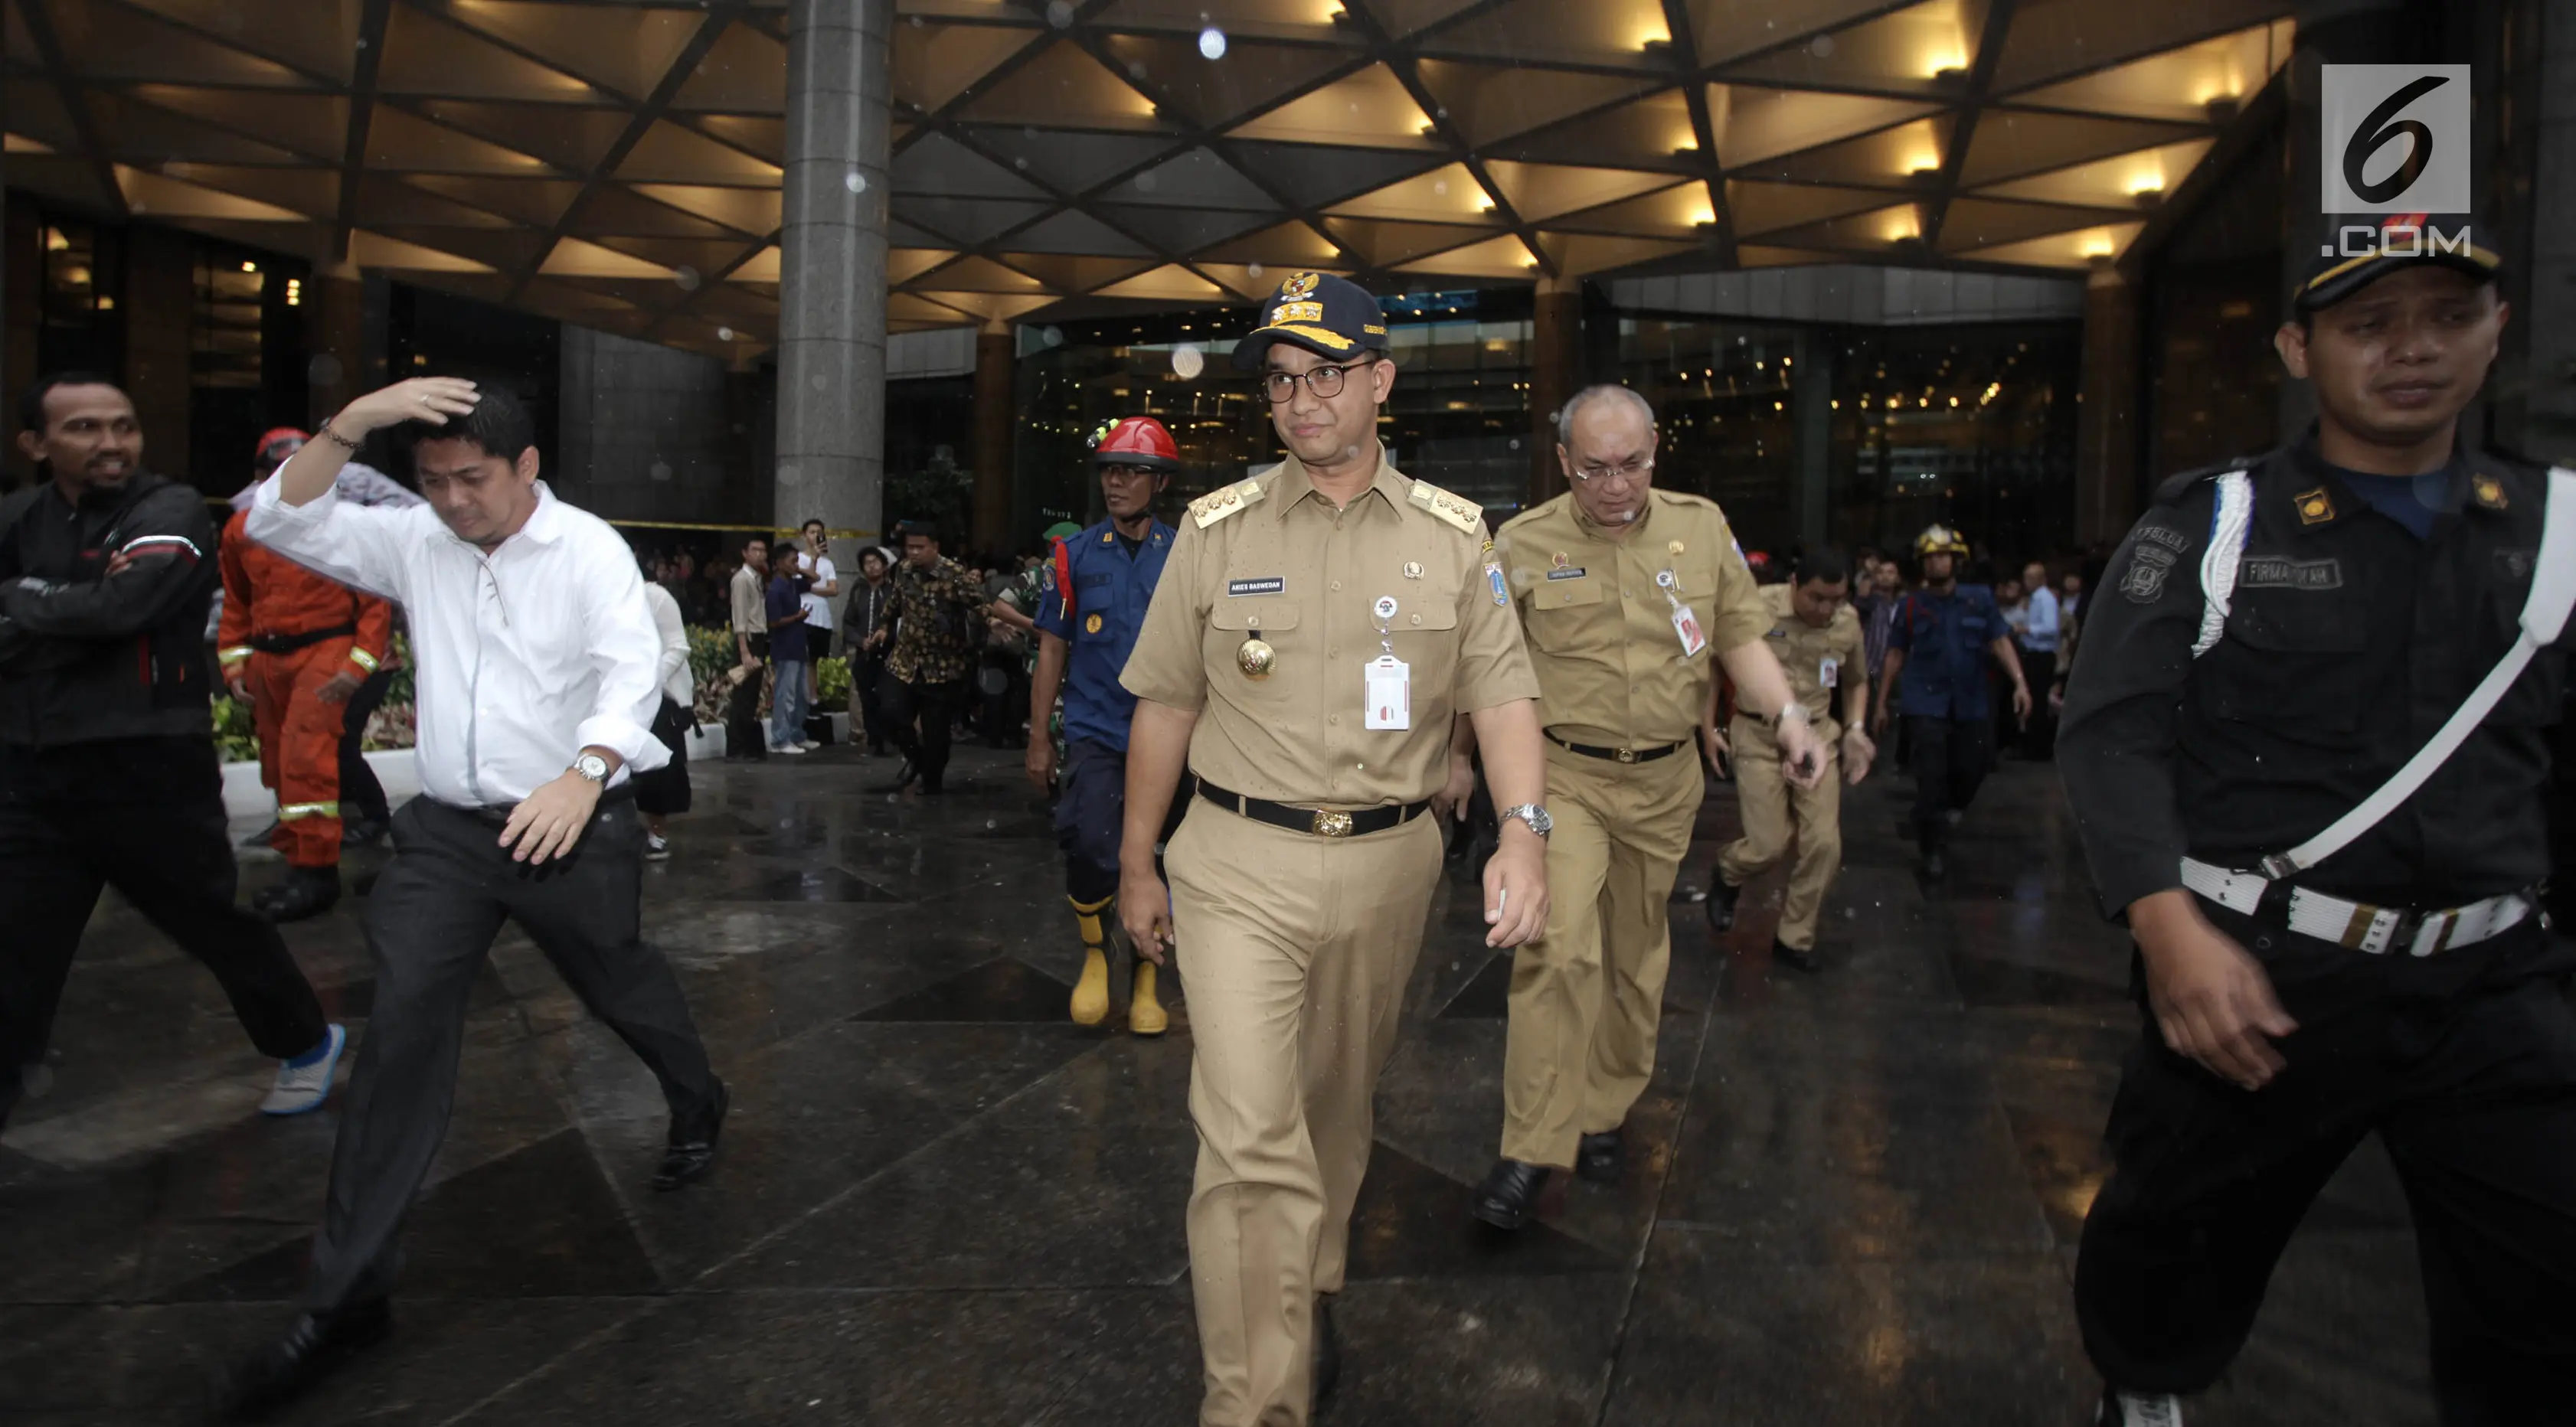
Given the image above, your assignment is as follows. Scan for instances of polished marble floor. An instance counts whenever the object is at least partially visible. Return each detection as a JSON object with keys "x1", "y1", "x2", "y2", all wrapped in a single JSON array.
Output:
[{"x1": 1, "y1": 742, "x2": 2443, "y2": 1425}]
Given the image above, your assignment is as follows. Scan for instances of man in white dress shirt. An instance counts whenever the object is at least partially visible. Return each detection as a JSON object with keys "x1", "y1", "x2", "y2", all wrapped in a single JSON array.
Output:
[{"x1": 214, "y1": 377, "x2": 727, "y2": 1419}]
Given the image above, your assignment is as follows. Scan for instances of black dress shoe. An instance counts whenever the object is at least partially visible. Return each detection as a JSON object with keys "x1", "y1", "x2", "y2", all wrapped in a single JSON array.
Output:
[
  {"x1": 1772, "y1": 938, "x2": 1822, "y2": 974},
  {"x1": 340, "y1": 818, "x2": 388, "y2": 847},
  {"x1": 868, "y1": 759, "x2": 919, "y2": 794},
  {"x1": 1705, "y1": 877, "x2": 1741, "y2": 932},
  {"x1": 256, "y1": 868, "x2": 341, "y2": 925},
  {"x1": 1313, "y1": 1294, "x2": 1339, "y2": 1408},
  {"x1": 210, "y1": 1300, "x2": 392, "y2": 1421},
  {"x1": 652, "y1": 1078, "x2": 729, "y2": 1191},
  {"x1": 1575, "y1": 1127, "x2": 1623, "y2": 1183},
  {"x1": 1469, "y1": 1158, "x2": 1551, "y2": 1230}
]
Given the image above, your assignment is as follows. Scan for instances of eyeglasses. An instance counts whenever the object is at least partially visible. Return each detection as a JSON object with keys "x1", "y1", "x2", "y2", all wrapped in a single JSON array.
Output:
[
  {"x1": 1260, "y1": 358, "x2": 1373, "y2": 404},
  {"x1": 1571, "y1": 455, "x2": 1655, "y2": 485}
]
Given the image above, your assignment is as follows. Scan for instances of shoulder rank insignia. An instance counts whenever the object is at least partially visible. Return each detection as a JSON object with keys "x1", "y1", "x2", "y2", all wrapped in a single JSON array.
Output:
[
  {"x1": 1407, "y1": 478, "x2": 1483, "y2": 536},
  {"x1": 1189, "y1": 477, "x2": 1267, "y2": 530},
  {"x1": 2293, "y1": 486, "x2": 2336, "y2": 525}
]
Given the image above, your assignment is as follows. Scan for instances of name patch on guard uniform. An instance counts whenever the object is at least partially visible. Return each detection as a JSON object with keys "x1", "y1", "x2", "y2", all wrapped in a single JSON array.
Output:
[
  {"x1": 1545, "y1": 567, "x2": 1587, "y2": 581},
  {"x1": 1227, "y1": 576, "x2": 1286, "y2": 597},
  {"x1": 2237, "y1": 556, "x2": 2342, "y2": 591}
]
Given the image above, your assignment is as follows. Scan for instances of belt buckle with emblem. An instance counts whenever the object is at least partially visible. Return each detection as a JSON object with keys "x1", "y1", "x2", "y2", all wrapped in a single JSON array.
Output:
[
  {"x1": 1613, "y1": 746, "x2": 1637, "y2": 764},
  {"x1": 1310, "y1": 809, "x2": 1354, "y2": 838}
]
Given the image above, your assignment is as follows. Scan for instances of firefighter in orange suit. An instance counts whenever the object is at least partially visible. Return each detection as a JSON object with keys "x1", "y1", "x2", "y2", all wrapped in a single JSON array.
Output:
[{"x1": 217, "y1": 429, "x2": 394, "y2": 923}]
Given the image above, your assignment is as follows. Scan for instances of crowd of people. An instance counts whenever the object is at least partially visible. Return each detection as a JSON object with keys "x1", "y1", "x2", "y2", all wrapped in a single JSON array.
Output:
[{"x1": 0, "y1": 209, "x2": 2569, "y2": 1427}]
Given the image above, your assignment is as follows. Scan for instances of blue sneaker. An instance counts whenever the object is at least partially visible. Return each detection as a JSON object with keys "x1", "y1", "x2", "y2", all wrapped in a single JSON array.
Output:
[{"x1": 261, "y1": 1024, "x2": 347, "y2": 1115}]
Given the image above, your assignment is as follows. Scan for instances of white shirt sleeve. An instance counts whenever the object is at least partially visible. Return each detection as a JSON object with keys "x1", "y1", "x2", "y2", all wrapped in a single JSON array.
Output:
[
  {"x1": 241, "y1": 474, "x2": 414, "y2": 603},
  {"x1": 646, "y1": 583, "x2": 691, "y2": 696},
  {"x1": 574, "y1": 531, "x2": 672, "y2": 773}
]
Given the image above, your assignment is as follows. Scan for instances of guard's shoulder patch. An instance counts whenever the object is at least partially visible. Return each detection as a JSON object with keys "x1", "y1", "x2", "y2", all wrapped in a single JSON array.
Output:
[
  {"x1": 1189, "y1": 477, "x2": 1269, "y2": 530},
  {"x1": 1406, "y1": 478, "x2": 1484, "y2": 536},
  {"x1": 2152, "y1": 455, "x2": 2259, "y2": 507}
]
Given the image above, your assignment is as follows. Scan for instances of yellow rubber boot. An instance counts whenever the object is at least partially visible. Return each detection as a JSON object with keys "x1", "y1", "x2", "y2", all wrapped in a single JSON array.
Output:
[
  {"x1": 1069, "y1": 896, "x2": 1113, "y2": 1027},
  {"x1": 1128, "y1": 958, "x2": 1169, "y2": 1037}
]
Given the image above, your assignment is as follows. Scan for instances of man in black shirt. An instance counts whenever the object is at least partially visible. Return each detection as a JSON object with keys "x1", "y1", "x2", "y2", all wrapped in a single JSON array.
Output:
[
  {"x1": 0, "y1": 374, "x2": 343, "y2": 1130},
  {"x1": 2061, "y1": 215, "x2": 2574, "y2": 1425}
]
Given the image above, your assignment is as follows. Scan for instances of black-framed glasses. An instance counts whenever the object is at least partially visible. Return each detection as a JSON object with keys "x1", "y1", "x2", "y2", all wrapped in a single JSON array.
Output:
[{"x1": 1260, "y1": 358, "x2": 1373, "y2": 404}]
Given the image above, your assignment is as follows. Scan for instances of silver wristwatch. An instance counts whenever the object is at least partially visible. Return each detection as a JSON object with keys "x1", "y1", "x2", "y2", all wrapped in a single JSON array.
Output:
[
  {"x1": 572, "y1": 752, "x2": 611, "y2": 782},
  {"x1": 1499, "y1": 803, "x2": 1553, "y2": 839}
]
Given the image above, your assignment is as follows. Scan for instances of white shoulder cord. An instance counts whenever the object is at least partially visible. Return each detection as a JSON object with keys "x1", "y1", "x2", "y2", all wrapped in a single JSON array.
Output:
[{"x1": 2191, "y1": 470, "x2": 2255, "y2": 658}]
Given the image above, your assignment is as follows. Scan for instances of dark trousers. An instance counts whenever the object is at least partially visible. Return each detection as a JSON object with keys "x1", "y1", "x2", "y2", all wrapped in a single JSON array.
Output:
[
  {"x1": 1904, "y1": 714, "x2": 1991, "y2": 850},
  {"x1": 2076, "y1": 908, "x2": 2576, "y2": 1422},
  {"x1": 0, "y1": 738, "x2": 327, "y2": 1117},
  {"x1": 880, "y1": 673, "x2": 963, "y2": 790},
  {"x1": 725, "y1": 640, "x2": 766, "y2": 760},
  {"x1": 853, "y1": 649, "x2": 891, "y2": 752},
  {"x1": 633, "y1": 696, "x2": 692, "y2": 816},
  {"x1": 338, "y1": 667, "x2": 395, "y2": 828},
  {"x1": 301, "y1": 792, "x2": 718, "y2": 1312}
]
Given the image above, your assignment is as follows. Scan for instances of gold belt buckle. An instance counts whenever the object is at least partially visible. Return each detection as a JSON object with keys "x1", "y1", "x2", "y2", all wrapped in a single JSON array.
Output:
[
  {"x1": 1310, "y1": 809, "x2": 1355, "y2": 838},
  {"x1": 1613, "y1": 746, "x2": 1637, "y2": 764}
]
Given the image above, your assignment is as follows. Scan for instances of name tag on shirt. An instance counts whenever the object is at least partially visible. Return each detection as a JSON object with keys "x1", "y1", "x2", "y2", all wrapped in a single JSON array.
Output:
[
  {"x1": 1820, "y1": 656, "x2": 1840, "y2": 689},
  {"x1": 1228, "y1": 576, "x2": 1286, "y2": 597},
  {"x1": 1671, "y1": 604, "x2": 1708, "y2": 658},
  {"x1": 1365, "y1": 655, "x2": 1411, "y2": 730}
]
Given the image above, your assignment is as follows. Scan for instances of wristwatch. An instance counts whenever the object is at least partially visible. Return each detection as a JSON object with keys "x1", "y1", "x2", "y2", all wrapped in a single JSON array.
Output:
[
  {"x1": 1499, "y1": 803, "x2": 1553, "y2": 839},
  {"x1": 572, "y1": 752, "x2": 611, "y2": 783}
]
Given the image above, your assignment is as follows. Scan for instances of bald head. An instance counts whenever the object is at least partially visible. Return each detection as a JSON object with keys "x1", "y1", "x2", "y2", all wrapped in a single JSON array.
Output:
[{"x1": 1556, "y1": 384, "x2": 1659, "y2": 530}]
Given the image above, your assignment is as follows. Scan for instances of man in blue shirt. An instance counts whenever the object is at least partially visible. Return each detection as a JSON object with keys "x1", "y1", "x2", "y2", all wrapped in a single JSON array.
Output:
[
  {"x1": 1870, "y1": 524, "x2": 2029, "y2": 879},
  {"x1": 763, "y1": 556, "x2": 811, "y2": 755},
  {"x1": 1027, "y1": 416, "x2": 1179, "y2": 1034}
]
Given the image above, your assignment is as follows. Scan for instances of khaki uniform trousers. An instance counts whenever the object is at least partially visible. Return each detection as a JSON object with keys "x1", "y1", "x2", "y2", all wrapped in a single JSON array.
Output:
[
  {"x1": 1715, "y1": 715, "x2": 1843, "y2": 952},
  {"x1": 1164, "y1": 802, "x2": 1443, "y2": 1427},
  {"x1": 1500, "y1": 740, "x2": 1705, "y2": 1169}
]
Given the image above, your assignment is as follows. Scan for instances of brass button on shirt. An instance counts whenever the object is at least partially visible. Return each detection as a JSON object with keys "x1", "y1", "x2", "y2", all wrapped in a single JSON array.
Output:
[
  {"x1": 1120, "y1": 452, "x2": 1538, "y2": 808},
  {"x1": 1496, "y1": 489, "x2": 1769, "y2": 746},
  {"x1": 1739, "y1": 581, "x2": 1865, "y2": 753}
]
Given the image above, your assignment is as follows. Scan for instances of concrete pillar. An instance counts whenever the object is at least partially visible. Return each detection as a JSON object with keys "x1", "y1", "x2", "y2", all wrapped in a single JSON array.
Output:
[
  {"x1": 2506, "y1": 0, "x2": 2576, "y2": 462},
  {"x1": 1791, "y1": 329, "x2": 1831, "y2": 549},
  {"x1": 776, "y1": 0, "x2": 893, "y2": 563},
  {"x1": 2075, "y1": 266, "x2": 2143, "y2": 544},
  {"x1": 971, "y1": 319, "x2": 1015, "y2": 556},
  {"x1": 123, "y1": 224, "x2": 193, "y2": 485},
  {"x1": 1528, "y1": 276, "x2": 1581, "y2": 506},
  {"x1": 305, "y1": 262, "x2": 376, "y2": 430}
]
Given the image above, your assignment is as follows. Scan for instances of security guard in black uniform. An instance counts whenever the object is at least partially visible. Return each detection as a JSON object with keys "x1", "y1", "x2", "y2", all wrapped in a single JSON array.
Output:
[{"x1": 2061, "y1": 213, "x2": 2576, "y2": 1426}]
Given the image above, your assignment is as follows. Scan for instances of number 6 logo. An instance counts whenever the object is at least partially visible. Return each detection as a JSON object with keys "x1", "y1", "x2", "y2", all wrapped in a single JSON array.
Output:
[{"x1": 2322, "y1": 65, "x2": 2473, "y2": 214}]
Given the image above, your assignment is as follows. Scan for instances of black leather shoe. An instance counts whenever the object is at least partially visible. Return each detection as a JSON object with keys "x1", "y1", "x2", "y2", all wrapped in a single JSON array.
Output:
[
  {"x1": 1773, "y1": 938, "x2": 1822, "y2": 974},
  {"x1": 210, "y1": 1300, "x2": 392, "y2": 1421},
  {"x1": 255, "y1": 868, "x2": 340, "y2": 925},
  {"x1": 1575, "y1": 1128, "x2": 1623, "y2": 1183},
  {"x1": 1469, "y1": 1158, "x2": 1551, "y2": 1230},
  {"x1": 868, "y1": 759, "x2": 919, "y2": 794},
  {"x1": 1313, "y1": 1294, "x2": 1339, "y2": 1408},
  {"x1": 652, "y1": 1078, "x2": 729, "y2": 1191},
  {"x1": 1705, "y1": 877, "x2": 1741, "y2": 932},
  {"x1": 340, "y1": 818, "x2": 387, "y2": 848}
]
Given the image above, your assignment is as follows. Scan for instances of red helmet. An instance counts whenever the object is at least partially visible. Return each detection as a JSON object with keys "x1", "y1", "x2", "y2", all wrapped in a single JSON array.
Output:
[
  {"x1": 253, "y1": 426, "x2": 309, "y2": 469},
  {"x1": 1090, "y1": 416, "x2": 1178, "y2": 472}
]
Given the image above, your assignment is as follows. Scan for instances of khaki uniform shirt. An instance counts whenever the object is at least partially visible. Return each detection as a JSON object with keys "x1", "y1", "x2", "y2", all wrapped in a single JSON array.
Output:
[
  {"x1": 1495, "y1": 488, "x2": 1768, "y2": 747},
  {"x1": 729, "y1": 564, "x2": 766, "y2": 639},
  {"x1": 1120, "y1": 450, "x2": 1538, "y2": 808},
  {"x1": 1737, "y1": 581, "x2": 1865, "y2": 753}
]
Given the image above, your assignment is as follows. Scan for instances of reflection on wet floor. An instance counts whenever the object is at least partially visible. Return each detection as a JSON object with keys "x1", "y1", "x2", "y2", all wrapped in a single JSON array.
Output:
[{"x1": 0, "y1": 745, "x2": 2437, "y2": 1425}]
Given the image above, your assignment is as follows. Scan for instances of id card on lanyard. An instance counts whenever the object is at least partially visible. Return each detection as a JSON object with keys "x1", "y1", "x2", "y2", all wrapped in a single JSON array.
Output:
[{"x1": 1658, "y1": 570, "x2": 1707, "y2": 656}]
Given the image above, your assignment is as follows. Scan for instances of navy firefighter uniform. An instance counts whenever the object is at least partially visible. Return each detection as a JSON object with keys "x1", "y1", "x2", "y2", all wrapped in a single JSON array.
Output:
[
  {"x1": 1033, "y1": 460, "x2": 1178, "y2": 1033},
  {"x1": 1881, "y1": 524, "x2": 2025, "y2": 874}
]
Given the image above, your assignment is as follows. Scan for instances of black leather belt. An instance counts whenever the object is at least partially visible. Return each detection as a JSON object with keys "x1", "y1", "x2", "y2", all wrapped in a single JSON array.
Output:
[
  {"x1": 1546, "y1": 732, "x2": 1688, "y2": 764},
  {"x1": 247, "y1": 623, "x2": 356, "y2": 655},
  {"x1": 1195, "y1": 776, "x2": 1430, "y2": 839}
]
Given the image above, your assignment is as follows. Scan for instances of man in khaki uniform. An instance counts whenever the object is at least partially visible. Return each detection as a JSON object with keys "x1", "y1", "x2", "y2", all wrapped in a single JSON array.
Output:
[
  {"x1": 1707, "y1": 547, "x2": 1876, "y2": 973},
  {"x1": 1465, "y1": 384, "x2": 1826, "y2": 1231},
  {"x1": 1118, "y1": 272, "x2": 1554, "y2": 1427}
]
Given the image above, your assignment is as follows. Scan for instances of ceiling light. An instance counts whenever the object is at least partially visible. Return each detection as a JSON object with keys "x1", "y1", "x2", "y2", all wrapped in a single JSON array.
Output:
[{"x1": 240, "y1": 260, "x2": 258, "y2": 273}]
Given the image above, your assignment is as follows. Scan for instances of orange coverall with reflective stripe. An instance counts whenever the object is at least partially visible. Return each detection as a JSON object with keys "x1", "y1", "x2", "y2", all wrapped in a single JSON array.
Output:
[{"x1": 217, "y1": 511, "x2": 394, "y2": 868}]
